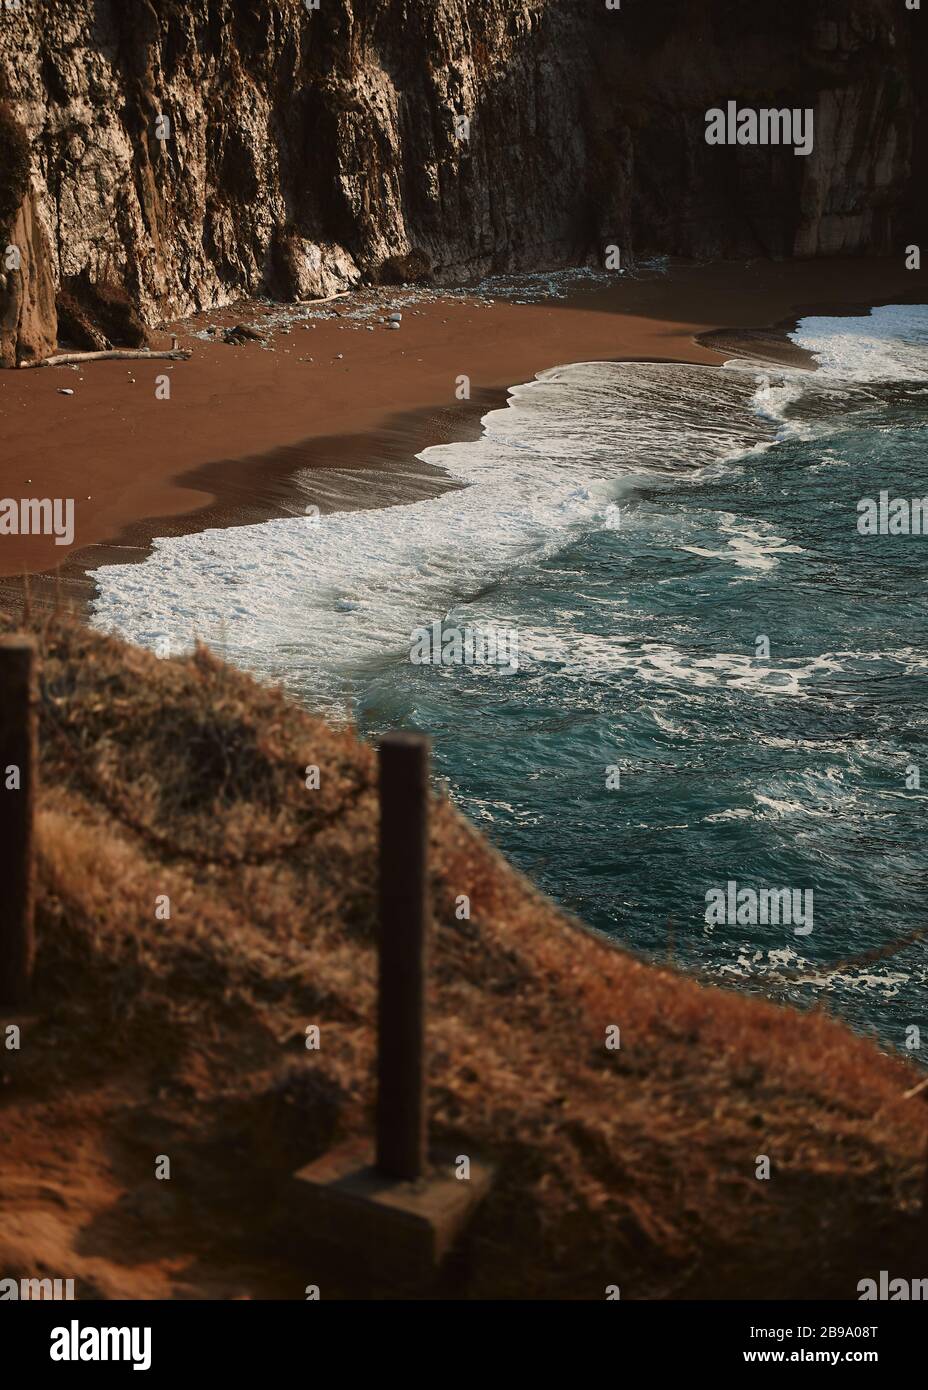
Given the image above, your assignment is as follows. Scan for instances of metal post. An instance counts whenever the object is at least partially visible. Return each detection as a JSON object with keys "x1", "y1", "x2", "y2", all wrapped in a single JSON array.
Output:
[
  {"x1": 0, "y1": 636, "x2": 37, "y2": 1005},
  {"x1": 376, "y1": 732, "x2": 430, "y2": 1181}
]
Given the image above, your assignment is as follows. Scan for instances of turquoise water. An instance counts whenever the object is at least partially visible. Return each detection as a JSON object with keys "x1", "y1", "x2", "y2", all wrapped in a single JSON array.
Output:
[
  {"x1": 355, "y1": 310, "x2": 928, "y2": 1049},
  {"x1": 92, "y1": 302, "x2": 928, "y2": 1052}
]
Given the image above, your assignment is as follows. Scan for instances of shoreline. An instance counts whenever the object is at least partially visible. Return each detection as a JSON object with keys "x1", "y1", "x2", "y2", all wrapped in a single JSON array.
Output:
[{"x1": 1, "y1": 255, "x2": 925, "y2": 618}]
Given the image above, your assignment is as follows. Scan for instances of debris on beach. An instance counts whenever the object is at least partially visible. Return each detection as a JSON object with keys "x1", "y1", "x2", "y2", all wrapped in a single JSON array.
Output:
[{"x1": 222, "y1": 324, "x2": 265, "y2": 346}]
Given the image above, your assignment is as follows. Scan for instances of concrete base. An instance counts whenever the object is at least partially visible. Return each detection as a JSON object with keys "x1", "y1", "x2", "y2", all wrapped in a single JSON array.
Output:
[{"x1": 291, "y1": 1142, "x2": 494, "y2": 1279}]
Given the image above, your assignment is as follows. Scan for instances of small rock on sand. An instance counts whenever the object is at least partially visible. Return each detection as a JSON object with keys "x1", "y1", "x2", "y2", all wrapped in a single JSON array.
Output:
[
  {"x1": 223, "y1": 323, "x2": 265, "y2": 346},
  {"x1": 58, "y1": 388, "x2": 74, "y2": 395}
]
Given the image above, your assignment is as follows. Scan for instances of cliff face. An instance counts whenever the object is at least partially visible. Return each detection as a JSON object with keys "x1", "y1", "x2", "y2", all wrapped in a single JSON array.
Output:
[{"x1": 0, "y1": 0, "x2": 923, "y2": 361}]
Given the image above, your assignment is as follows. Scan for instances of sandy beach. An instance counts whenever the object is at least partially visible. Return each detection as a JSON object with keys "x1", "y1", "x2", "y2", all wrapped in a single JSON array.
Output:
[{"x1": 0, "y1": 256, "x2": 924, "y2": 592}]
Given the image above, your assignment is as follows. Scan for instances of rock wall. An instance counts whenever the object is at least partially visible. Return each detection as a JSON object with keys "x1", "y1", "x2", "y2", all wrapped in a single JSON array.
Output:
[
  {"x1": 0, "y1": 189, "x2": 57, "y2": 367},
  {"x1": 0, "y1": 0, "x2": 923, "y2": 360}
]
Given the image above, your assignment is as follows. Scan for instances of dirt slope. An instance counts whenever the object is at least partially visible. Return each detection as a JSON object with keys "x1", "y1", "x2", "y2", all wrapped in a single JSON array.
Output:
[{"x1": 0, "y1": 611, "x2": 926, "y2": 1299}]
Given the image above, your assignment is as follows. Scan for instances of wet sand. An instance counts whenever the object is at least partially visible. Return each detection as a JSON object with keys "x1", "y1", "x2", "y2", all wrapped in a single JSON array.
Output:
[{"x1": 0, "y1": 255, "x2": 924, "y2": 608}]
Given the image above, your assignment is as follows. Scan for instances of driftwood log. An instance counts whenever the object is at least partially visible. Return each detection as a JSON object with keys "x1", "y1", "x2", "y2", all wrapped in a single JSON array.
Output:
[
  {"x1": 295, "y1": 290, "x2": 353, "y2": 306},
  {"x1": 18, "y1": 347, "x2": 191, "y2": 368}
]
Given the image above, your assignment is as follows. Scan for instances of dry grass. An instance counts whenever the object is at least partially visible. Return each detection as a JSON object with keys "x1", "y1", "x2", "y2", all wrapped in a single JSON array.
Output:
[{"x1": 1, "y1": 610, "x2": 926, "y2": 1299}]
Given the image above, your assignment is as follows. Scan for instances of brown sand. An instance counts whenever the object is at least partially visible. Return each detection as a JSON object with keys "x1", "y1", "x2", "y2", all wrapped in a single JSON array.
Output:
[{"x1": 0, "y1": 255, "x2": 924, "y2": 584}]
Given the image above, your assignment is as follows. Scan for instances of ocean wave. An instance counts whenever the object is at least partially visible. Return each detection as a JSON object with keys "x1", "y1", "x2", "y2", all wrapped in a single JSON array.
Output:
[
  {"x1": 90, "y1": 360, "x2": 773, "y2": 700},
  {"x1": 790, "y1": 303, "x2": 928, "y2": 382},
  {"x1": 84, "y1": 300, "x2": 928, "y2": 1049}
]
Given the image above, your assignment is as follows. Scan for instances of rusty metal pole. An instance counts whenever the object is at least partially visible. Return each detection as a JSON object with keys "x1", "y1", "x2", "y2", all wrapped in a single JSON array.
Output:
[
  {"x1": 0, "y1": 636, "x2": 37, "y2": 1005},
  {"x1": 376, "y1": 732, "x2": 430, "y2": 1181}
]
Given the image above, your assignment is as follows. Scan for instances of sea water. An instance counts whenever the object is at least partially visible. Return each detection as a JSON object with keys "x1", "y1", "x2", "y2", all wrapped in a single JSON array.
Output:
[{"x1": 91, "y1": 303, "x2": 928, "y2": 1051}]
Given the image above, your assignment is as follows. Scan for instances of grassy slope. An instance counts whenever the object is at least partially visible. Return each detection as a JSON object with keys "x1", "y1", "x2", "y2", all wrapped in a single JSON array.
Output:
[{"x1": 0, "y1": 612, "x2": 926, "y2": 1299}]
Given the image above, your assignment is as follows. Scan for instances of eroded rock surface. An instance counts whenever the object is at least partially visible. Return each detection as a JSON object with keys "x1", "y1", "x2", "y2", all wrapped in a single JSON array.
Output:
[{"x1": 0, "y1": 0, "x2": 923, "y2": 361}]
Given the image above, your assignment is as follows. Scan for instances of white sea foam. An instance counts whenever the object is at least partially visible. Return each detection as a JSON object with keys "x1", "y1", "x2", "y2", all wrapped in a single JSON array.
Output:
[
  {"x1": 730, "y1": 304, "x2": 928, "y2": 441},
  {"x1": 90, "y1": 361, "x2": 771, "y2": 701},
  {"x1": 721, "y1": 944, "x2": 919, "y2": 999},
  {"x1": 681, "y1": 513, "x2": 803, "y2": 573},
  {"x1": 748, "y1": 372, "x2": 812, "y2": 439},
  {"x1": 90, "y1": 305, "x2": 928, "y2": 705},
  {"x1": 790, "y1": 303, "x2": 928, "y2": 382},
  {"x1": 510, "y1": 626, "x2": 840, "y2": 697},
  {"x1": 751, "y1": 793, "x2": 811, "y2": 817}
]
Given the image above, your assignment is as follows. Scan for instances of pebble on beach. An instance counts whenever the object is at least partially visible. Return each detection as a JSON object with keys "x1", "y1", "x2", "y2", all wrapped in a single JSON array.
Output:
[{"x1": 58, "y1": 388, "x2": 75, "y2": 395}]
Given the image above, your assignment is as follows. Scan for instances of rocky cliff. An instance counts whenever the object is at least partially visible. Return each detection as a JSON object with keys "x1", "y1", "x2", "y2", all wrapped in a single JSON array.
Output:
[{"x1": 0, "y1": 0, "x2": 924, "y2": 363}]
